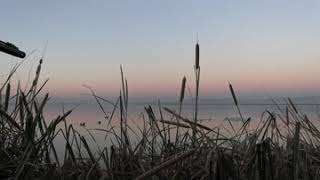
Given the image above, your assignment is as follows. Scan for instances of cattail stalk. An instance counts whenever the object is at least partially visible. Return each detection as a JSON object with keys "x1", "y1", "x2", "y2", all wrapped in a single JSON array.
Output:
[
  {"x1": 229, "y1": 82, "x2": 248, "y2": 135},
  {"x1": 229, "y1": 83, "x2": 244, "y2": 121},
  {"x1": 176, "y1": 76, "x2": 186, "y2": 145},
  {"x1": 193, "y1": 42, "x2": 200, "y2": 145}
]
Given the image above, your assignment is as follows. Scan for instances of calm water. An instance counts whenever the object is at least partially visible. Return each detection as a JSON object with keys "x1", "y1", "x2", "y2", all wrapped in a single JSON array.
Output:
[
  {"x1": 44, "y1": 96, "x2": 320, "y2": 126},
  {"x1": 43, "y1": 96, "x2": 320, "y2": 162}
]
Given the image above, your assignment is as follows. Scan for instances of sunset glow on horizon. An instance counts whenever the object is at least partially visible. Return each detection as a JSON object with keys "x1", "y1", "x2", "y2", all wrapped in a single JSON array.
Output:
[{"x1": 1, "y1": 1, "x2": 320, "y2": 98}]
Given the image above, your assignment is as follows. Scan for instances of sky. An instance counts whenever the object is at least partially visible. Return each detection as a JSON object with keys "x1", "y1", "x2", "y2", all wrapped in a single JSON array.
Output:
[{"x1": 1, "y1": 0, "x2": 320, "y2": 99}]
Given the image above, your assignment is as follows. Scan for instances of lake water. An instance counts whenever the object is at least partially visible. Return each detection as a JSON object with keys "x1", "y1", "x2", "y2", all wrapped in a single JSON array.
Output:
[
  {"x1": 44, "y1": 96, "x2": 320, "y2": 126},
  {"x1": 43, "y1": 96, "x2": 320, "y2": 162}
]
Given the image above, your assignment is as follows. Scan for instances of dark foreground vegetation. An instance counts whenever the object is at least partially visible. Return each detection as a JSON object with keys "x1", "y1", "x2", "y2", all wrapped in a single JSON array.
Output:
[{"x1": 1, "y1": 45, "x2": 320, "y2": 180}]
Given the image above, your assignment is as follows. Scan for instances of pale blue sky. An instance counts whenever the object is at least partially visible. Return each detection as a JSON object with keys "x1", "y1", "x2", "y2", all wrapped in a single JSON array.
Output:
[{"x1": 1, "y1": 1, "x2": 320, "y2": 98}]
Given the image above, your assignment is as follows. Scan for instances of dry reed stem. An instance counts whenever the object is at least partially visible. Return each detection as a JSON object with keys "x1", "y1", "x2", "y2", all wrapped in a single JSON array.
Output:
[{"x1": 134, "y1": 149, "x2": 196, "y2": 180}]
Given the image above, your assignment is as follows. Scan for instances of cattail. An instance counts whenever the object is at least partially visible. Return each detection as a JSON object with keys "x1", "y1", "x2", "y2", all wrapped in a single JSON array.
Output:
[
  {"x1": 4, "y1": 82, "x2": 10, "y2": 111},
  {"x1": 229, "y1": 82, "x2": 238, "y2": 106},
  {"x1": 32, "y1": 59, "x2": 42, "y2": 88},
  {"x1": 195, "y1": 43, "x2": 200, "y2": 69},
  {"x1": 179, "y1": 76, "x2": 187, "y2": 103},
  {"x1": 36, "y1": 59, "x2": 42, "y2": 75}
]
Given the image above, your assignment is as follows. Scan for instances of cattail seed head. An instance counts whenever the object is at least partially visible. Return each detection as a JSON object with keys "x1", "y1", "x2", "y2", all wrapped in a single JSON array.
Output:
[
  {"x1": 229, "y1": 82, "x2": 238, "y2": 106},
  {"x1": 4, "y1": 83, "x2": 10, "y2": 111},
  {"x1": 195, "y1": 43, "x2": 200, "y2": 69},
  {"x1": 179, "y1": 76, "x2": 187, "y2": 103}
]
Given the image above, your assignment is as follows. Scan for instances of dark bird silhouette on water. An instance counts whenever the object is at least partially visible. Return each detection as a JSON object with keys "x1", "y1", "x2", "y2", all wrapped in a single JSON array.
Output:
[{"x1": 0, "y1": 40, "x2": 26, "y2": 58}]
